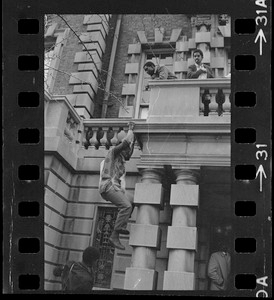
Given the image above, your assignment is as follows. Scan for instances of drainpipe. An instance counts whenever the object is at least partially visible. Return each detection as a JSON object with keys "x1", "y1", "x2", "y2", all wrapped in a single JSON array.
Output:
[{"x1": 101, "y1": 14, "x2": 122, "y2": 118}]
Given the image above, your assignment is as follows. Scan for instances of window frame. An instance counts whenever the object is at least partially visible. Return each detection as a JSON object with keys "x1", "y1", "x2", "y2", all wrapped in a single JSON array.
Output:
[
  {"x1": 134, "y1": 47, "x2": 176, "y2": 119},
  {"x1": 44, "y1": 27, "x2": 70, "y2": 94}
]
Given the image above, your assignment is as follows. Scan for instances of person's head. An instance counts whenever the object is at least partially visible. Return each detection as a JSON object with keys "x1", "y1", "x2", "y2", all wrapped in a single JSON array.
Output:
[
  {"x1": 121, "y1": 148, "x2": 131, "y2": 161},
  {"x1": 193, "y1": 49, "x2": 204, "y2": 65},
  {"x1": 217, "y1": 241, "x2": 229, "y2": 253},
  {"x1": 53, "y1": 266, "x2": 63, "y2": 277},
  {"x1": 82, "y1": 247, "x2": 100, "y2": 267},
  {"x1": 120, "y1": 141, "x2": 134, "y2": 161},
  {"x1": 143, "y1": 61, "x2": 156, "y2": 76}
]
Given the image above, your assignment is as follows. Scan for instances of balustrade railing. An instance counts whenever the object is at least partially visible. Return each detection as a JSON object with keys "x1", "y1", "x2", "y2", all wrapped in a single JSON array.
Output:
[
  {"x1": 81, "y1": 120, "x2": 136, "y2": 150},
  {"x1": 147, "y1": 78, "x2": 231, "y2": 122},
  {"x1": 45, "y1": 78, "x2": 231, "y2": 156},
  {"x1": 200, "y1": 86, "x2": 231, "y2": 116}
]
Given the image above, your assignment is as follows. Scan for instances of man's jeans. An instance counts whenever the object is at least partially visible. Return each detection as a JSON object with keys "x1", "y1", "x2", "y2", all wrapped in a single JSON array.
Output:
[{"x1": 100, "y1": 187, "x2": 134, "y2": 231}]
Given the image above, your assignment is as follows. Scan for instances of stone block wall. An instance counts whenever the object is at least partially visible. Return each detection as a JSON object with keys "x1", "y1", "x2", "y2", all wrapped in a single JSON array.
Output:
[
  {"x1": 101, "y1": 14, "x2": 191, "y2": 119},
  {"x1": 47, "y1": 14, "x2": 230, "y2": 119},
  {"x1": 44, "y1": 155, "x2": 99, "y2": 290}
]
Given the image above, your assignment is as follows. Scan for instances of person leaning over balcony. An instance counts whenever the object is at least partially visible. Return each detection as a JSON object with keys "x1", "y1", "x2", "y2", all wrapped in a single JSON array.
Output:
[
  {"x1": 143, "y1": 61, "x2": 177, "y2": 80},
  {"x1": 99, "y1": 122, "x2": 135, "y2": 250},
  {"x1": 187, "y1": 49, "x2": 214, "y2": 79}
]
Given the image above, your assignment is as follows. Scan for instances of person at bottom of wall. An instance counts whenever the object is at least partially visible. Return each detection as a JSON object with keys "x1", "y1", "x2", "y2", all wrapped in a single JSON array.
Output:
[
  {"x1": 53, "y1": 246, "x2": 100, "y2": 293},
  {"x1": 99, "y1": 122, "x2": 136, "y2": 251},
  {"x1": 207, "y1": 242, "x2": 231, "y2": 291}
]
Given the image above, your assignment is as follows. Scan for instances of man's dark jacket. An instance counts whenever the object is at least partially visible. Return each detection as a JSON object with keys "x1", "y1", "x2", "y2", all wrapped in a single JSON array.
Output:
[{"x1": 187, "y1": 64, "x2": 214, "y2": 79}]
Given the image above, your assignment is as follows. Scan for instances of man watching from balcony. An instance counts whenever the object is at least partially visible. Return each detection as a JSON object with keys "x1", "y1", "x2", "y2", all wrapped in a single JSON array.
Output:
[
  {"x1": 187, "y1": 49, "x2": 214, "y2": 79},
  {"x1": 143, "y1": 61, "x2": 177, "y2": 80},
  {"x1": 99, "y1": 122, "x2": 135, "y2": 250}
]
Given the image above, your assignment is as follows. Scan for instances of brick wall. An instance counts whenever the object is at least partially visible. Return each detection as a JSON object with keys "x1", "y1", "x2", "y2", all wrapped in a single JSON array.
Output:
[
  {"x1": 94, "y1": 14, "x2": 192, "y2": 118},
  {"x1": 47, "y1": 14, "x2": 192, "y2": 118},
  {"x1": 51, "y1": 15, "x2": 86, "y2": 95},
  {"x1": 93, "y1": 15, "x2": 118, "y2": 118}
]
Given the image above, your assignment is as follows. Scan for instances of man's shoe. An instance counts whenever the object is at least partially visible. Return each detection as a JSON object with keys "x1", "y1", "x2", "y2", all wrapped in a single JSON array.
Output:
[
  {"x1": 109, "y1": 236, "x2": 125, "y2": 250},
  {"x1": 116, "y1": 228, "x2": 130, "y2": 235}
]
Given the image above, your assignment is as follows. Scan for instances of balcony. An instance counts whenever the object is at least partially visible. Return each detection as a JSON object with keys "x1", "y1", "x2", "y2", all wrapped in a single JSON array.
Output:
[
  {"x1": 146, "y1": 78, "x2": 231, "y2": 123},
  {"x1": 45, "y1": 77, "x2": 231, "y2": 170}
]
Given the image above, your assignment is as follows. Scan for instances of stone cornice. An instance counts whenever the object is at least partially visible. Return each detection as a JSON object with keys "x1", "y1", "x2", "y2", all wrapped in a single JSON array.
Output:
[
  {"x1": 47, "y1": 94, "x2": 83, "y2": 125},
  {"x1": 83, "y1": 119, "x2": 230, "y2": 134},
  {"x1": 138, "y1": 153, "x2": 230, "y2": 169},
  {"x1": 148, "y1": 78, "x2": 231, "y2": 88}
]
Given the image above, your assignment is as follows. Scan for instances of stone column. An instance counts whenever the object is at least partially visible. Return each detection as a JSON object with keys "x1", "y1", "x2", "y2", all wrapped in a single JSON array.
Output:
[
  {"x1": 124, "y1": 168, "x2": 164, "y2": 290},
  {"x1": 163, "y1": 169, "x2": 199, "y2": 290}
]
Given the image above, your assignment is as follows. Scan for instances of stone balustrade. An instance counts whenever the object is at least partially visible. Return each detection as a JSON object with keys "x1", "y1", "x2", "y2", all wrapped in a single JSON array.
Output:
[
  {"x1": 147, "y1": 78, "x2": 231, "y2": 123},
  {"x1": 81, "y1": 116, "x2": 231, "y2": 152},
  {"x1": 82, "y1": 121, "x2": 129, "y2": 149},
  {"x1": 45, "y1": 91, "x2": 231, "y2": 162},
  {"x1": 200, "y1": 86, "x2": 231, "y2": 116},
  {"x1": 45, "y1": 93, "x2": 83, "y2": 167}
]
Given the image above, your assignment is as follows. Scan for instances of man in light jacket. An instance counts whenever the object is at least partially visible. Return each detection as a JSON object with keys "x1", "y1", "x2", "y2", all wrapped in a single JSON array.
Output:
[
  {"x1": 99, "y1": 122, "x2": 135, "y2": 250},
  {"x1": 207, "y1": 242, "x2": 231, "y2": 290}
]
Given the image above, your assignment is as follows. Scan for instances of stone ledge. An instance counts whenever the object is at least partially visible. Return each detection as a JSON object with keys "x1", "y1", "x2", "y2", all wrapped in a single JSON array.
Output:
[
  {"x1": 121, "y1": 83, "x2": 137, "y2": 95},
  {"x1": 74, "y1": 51, "x2": 102, "y2": 70},
  {"x1": 69, "y1": 71, "x2": 98, "y2": 94},
  {"x1": 134, "y1": 183, "x2": 163, "y2": 206},
  {"x1": 125, "y1": 63, "x2": 140, "y2": 74},
  {"x1": 124, "y1": 267, "x2": 157, "y2": 290},
  {"x1": 211, "y1": 37, "x2": 224, "y2": 48},
  {"x1": 163, "y1": 271, "x2": 195, "y2": 290},
  {"x1": 74, "y1": 93, "x2": 95, "y2": 116},
  {"x1": 87, "y1": 23, "x2": 108, "y2": 38},
  {"x1": 170, "y1": 184, "x2": 199, "y2": 206},
  {"x1": 195, "y1": 31, "x2": 211, "y2": 43},
  {"x1": 128, "y1": 43, "x2": 141, "y2": 54},
  {"x1": 174, "y1": 60, "x2": 188, "y2": 72},
  {"x1": 129, "y1": 224, "x2": 161, "y2": 249},
  {"x1": 176, "y1": 41, "x2": 189, "y2": 52},
  {"x1": 166, "y1": 226, "x2": 197, "y2": 250},
  {"x1": 73, "y1": 84, "x2": 95, "y2": 100}
]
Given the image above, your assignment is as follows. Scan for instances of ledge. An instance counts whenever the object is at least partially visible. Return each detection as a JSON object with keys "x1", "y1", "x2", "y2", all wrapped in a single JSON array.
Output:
[{"x1": 148, "y1": 78, "x2": 230, "y2": 88}]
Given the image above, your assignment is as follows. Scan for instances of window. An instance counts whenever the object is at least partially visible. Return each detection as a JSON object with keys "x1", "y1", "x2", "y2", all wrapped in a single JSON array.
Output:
[
  {"x1": 136, "y1": 50, "x2": 175, "y2": 119},
  {"x1": 44, "y1": 47, "x2": 56, "y2": 88},
  {"x1": 44, "y1": 24, "x2": 70, "y2": 94},
  {"x1": 92, "y1": 206, "x2": 118, "y2": 289}
]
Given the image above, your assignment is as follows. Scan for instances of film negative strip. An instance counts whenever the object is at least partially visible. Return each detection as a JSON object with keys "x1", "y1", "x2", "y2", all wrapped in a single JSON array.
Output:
[{"x1": 3, "y1": 0, "x2": 272, "y2": 296}]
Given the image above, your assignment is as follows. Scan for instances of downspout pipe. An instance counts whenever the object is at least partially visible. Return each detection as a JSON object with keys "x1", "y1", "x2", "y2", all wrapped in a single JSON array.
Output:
[{"x1": 101, "y1": 14, "x2": 122, "y2": 118}]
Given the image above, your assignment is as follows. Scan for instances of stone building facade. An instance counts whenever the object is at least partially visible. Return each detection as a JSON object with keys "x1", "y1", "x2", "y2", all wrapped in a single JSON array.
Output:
[{"x1": 44, "y1": 14, "x2": 232, "y2": 291}]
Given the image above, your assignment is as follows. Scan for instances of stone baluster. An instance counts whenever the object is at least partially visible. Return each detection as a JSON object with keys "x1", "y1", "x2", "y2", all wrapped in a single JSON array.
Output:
[
  {"x1": 124, "y1": 168, "x2": 164, "y2": 290},
  {"x1": 117, "y1": 127, "x2": 127, "y2": 143},
  {"x1": 200, "y1": 89, "x2": 211, "y2": 116},
  {"x1": 64, "y1": 113, "x2": 76, "y2": 143},
  {"x1": 99, "y1": 127, "x2": 108, "y2": 149},
  {"x1": 89, "y1": 127, "x2": 99, "y2": 149},
  {"x1": 75, "y1": 121, "x2": 82, "y2": 146},
  {"x1": 163, "y1": 169, "x2": 199, "y2": 290},
  {"x1": 110, "y1": 126, "x2": 119, "y2": 147},
  {"x1": 208, "y1": 88, "x2": 218, "y2": 115},
  {"x1": 199, "y1": 91, "x2": 204, "y2": 115},
  {"x1": 223, "y1": 88, "x2": 231, "y2": 114},
  {"x1": 215, "y1": 88, "x2": 225, "y2": 116},
  {"x1": 82, "y1": 126, "x2": 89, "y2": 147},
  {"x1": 73, "y1": 126, "x2": 82, "y2": 154}
]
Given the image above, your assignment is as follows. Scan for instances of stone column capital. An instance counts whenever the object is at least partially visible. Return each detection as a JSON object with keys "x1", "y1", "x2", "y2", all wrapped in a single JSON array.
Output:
[
  {"x1": 173, "y1": 168, "x2": 200, "y2": 185},
  {"x1": 138, "y1": 167, "x2": 164, "y2": 184}
]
